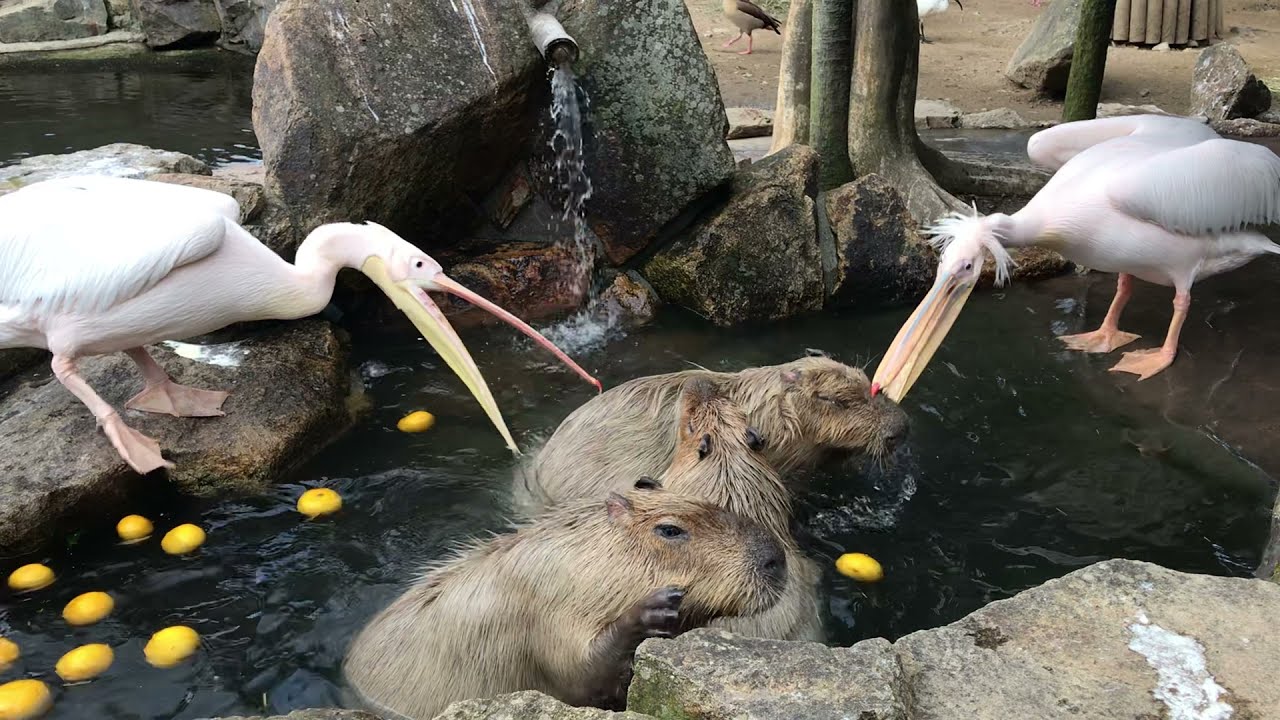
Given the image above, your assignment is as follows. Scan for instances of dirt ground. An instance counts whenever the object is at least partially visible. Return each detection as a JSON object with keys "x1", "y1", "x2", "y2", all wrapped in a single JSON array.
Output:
[{"x1": 686, "y1": 0, "x2": 1280, "y2": 122}]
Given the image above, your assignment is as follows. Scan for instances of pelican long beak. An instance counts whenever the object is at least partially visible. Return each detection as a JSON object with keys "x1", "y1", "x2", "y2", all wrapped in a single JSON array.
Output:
[
  {"x1": 871, "y1": 269, "x2": 975, "y2": 403},
  {"x1": 361, "y1": 257, "x2": 601, "y2": 455}
]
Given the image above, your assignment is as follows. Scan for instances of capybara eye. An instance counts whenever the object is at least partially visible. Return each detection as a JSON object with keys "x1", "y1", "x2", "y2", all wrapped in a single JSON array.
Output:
[
  {"x1": 697, "y1": 434, "x2": 712, "y2": 459},
  {"x1": 634, "y1": 476, "x2": 660, "y2": 491},
  {"x1": 816, "y1": 394, "x2": 847, "y2": 408},
  {"x1": 653, "y1": 524, "x2": 687, "y2": 540},
  {"x1": 745, "y1": 428, "x2": 765, "y2": 451}
]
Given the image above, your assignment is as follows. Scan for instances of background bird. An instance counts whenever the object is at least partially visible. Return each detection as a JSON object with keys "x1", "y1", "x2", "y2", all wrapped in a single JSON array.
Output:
[
  {"x1": 0, "y1": 175, "x2": 601, "y2": 474},
  {"x1": 870, "y1": 113, "x2": 1280, "y2": 402},
  {"x1": 722, "y1": 0, "x2": 781, "y2": 55},
  {"x1": 917, "y1": 0, "x2": 964, "y2": 43}
]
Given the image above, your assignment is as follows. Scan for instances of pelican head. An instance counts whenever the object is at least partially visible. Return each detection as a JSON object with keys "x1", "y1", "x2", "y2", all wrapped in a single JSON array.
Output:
[
  {"x1": 347, "y1": 222, "x2": 601, "y2": 454},
  {"x1": 871, "y1": 207, "x2": 1013, "y2": 403}
]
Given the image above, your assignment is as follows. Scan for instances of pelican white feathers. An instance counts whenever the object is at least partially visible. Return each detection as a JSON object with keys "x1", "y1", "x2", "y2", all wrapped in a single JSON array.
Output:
[
  {"x1": 872, "y1": 114, "x2": 1280, "y2": 401},
  {"x1": 0, "y1": 175, "x2": 601, "y2": 474}
]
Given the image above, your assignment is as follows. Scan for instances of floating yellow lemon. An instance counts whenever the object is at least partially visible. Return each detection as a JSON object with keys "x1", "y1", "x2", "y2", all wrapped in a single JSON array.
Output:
[
  {"x1": 297, "y1": 488, "x2": 342, "y2": 519},
  {"x1": 0, "y1": 679, "x2": 51, "y2": 720},
  {"x1": 55, "y1": 644, "x2": 113, "y2": 683},
  {"x1": 62, "y1": 591, "x2": 114, "y2": 626},
  {"x1": 116, "y1": 515, "x2": 154, "y2": 543},
  {"x1": 0, "y1": 639, "x2": 19, "y2": 670},
  {"x1": 396, "y1": 411, "x2": 436, "y2": 433},
  {"x1": 835, "y1": 553, "x2": 884, "y2": 583},
  {"x1": 160, "y1": 524, "x2": 206, "y2": 556},
  {"x1": 6, "y1": 564, "x2": 54, "y2": 593},
  {"x1": 144, "y1": 626, "x2": 199, "y2": 669}
]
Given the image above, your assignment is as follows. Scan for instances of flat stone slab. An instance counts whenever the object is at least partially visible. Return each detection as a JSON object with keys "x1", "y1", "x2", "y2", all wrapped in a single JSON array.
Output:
[
  {"x1": 437, "y1": 691, "x2": 654, "y2": 719},
  {"x1": 632, "y1": 559, "x2": 1280, "y2": 719},
  {"x1": 0, "y1": 142, "x2": 209, "y2": 193},
  {"x1": 0, "y1": 320, "x2": 354, "y2": 553}
]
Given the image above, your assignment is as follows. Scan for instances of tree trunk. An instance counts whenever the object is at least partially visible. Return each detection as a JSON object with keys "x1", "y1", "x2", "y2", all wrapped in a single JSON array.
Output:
[
  {"x1": 847, "y1": 0, "x2": 966, "y2": 223},
  {"x1": 1063, "y1": 0, "x2": 1117, "y2": 122},
  {"x1": 809, "y1": 0, "x2": 855, "y2": 188},
  {"x1": 769, "y1": 0, "x2": 813, "y2": 155}
]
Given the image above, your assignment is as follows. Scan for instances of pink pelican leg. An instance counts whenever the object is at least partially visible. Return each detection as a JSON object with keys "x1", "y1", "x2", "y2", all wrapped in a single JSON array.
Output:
[
  {"x1": 1057, "y1": 272, "x2": 1142, "y2": 353},
  {"x1": 52, "y1": 355, "x2": 171, "y2": 474},
  {"x1": 1109, "y1": 288, "x2": 1189, "y2": 380},
  {"x1": 124, "y1": 347, "x2": 228, "y2": 417},
  {"x1": 722, "y1": 31, "x2": 743, "y2": 48}
]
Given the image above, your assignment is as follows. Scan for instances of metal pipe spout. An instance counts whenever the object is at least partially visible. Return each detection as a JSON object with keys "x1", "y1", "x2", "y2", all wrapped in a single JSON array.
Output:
[{"x1": 526, "y1": 11, "x2": 578, "y2": 66}]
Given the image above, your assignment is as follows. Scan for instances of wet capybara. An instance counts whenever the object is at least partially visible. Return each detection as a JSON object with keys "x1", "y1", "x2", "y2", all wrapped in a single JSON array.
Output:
[
  {"x1": 342, "y1": 483, "x2": 787, "y2": 719},
  {"x1": 657, "y1": 377, "x2": 825, "y2": 642},
  {"x1": 515, "y1": 353, "x2": 910, "y2": 515}
]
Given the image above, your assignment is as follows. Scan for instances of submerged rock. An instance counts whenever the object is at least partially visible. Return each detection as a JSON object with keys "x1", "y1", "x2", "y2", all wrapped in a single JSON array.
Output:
[
  {"x1": 436, "y1": 690, "x2": 654, "y2": 719},
  {"x1": 594, "y1": 271, "x2": 659, "y2": 330},
  {"x1": 253, "y1": 0, "x2": 540, "y2": 249},
  {"x1": 1004, "y1": 0, "x2": 1083, "y2": 96},
  {"x1": 633, "y1": 559, "x2": 1280, "y2": 718},
  {"x1": 0, "y1": 143, "x2": 209, "y2": 193},
  {"x1": 132, "y1": 0, "x2": 221, "y2": 48},
  {"x1": 1190, "y1": 44, "x2": 1272, "y2": 121},
  {"x1": 823, "y1": 174, "x2": 935, "y2": 309},
  {"x1": 0, "y1": 0, "x2": 108, "y2": 44},
  {"x1": 0, "y1": 320, "x2": 355, "y2": 554},
  {"x1": 557, "y1": 0, "x2": 737, "y2": 264},
  {"x1": 642, "y1": 145, "x2": 824, "y2": 326}
]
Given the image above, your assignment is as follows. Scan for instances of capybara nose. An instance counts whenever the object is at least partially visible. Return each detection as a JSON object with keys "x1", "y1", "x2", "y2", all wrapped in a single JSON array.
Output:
[
  {"x1": 880, "y1": 407, "x2": 910, "y2": 453},
  {"x1": 750, "y1": 528, "x2": 787, "y2": 588}
]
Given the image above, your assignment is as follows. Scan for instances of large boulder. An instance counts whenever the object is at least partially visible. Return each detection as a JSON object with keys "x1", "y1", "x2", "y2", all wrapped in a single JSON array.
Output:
[
  {"x1": 1004, "y1": 0, "x2": 1083, "y2": 97},
  {"x1": 0, "y1": 143, "x2": 209, "y2": 193},
  {"x1": 131, "y1": 0, "x2": 222, "y2": 47},
  {"x1": 556, "y1": 0, "x2": 737, "y2": 264},
  {"x1": 822, "y1": 174, "x2": 935, "y2": 309},
  {"x1": 214, "y1": 0, "x2": 276, "y2": 52},
  {"x1": 642, "y1": 146, "x2": 824, "y2": 326},
  {"x1": 1191, "y1": 44, "x2": 1273, "y2": 121},
  {"x1": 0, "y1": 0, "x2": 108, "y2": 43},
  {"x1": 252, "y1": 0, "x2": 542, "y2": 249},
  {"x1": 632, "y1": 559, "x2": 1280, "y2": 718},
  {"x1": 0, "y1": 320, "x2": 356, "y2": 554},
  {"x1": 437, "y1": 691, "x2": 654, "y2": 719}
]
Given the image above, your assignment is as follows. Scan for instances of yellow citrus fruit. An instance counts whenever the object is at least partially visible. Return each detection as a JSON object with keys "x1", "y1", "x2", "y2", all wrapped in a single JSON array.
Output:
[
  {"x1": 55, "y1": 644, "x2": 113, "y2": 683},
  {"x1": 62, "y1": 591, "x2": 114, "y2": 626},
  {"x1": 160, "y1": 524, "x2": 206, "y2": 556},
  {"x1": 143, "y1": 626, "x2": 199, "y2": 669},
  {"x1": 0, "y1": 638, "x2": 19, "y2": 669},
  {"x1": 0, "y1": 679, "x2": 52, "y2": 720},
  {"x1": 396, "y1": 411, "x2": 436, "y2": 433},
  {"x1": 835, "y1": 552, "x2": 884, "y2": 583},
  {"x1": 116, "y1": 515, "x2": 154, "y2": 543},
  {"x1": 6, "y1": 564, "x2": 54, "y2": 593},
  {"x1": 297, "y1": 488, "x2": 342, "y2": 519}
]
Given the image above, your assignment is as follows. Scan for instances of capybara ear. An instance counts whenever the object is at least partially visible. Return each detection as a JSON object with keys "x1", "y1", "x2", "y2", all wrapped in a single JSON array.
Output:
[
  {"x1": 805, "y1": 348, "x2": 831, "y2": 358},
  {"x1": 745, "y1": 427, "x2": 766, "y2": 451},
  {"x1": 697, "y1": 433, "x2": 712, "y2": 459},
  {"x1": 606, "y1": 492, "x2": 633, "y2": 520},
  {"x1": 634, "y1": 476, "x2": 663, "y2": 491},
  {"x1": 782, "y1": 369, "x2": 801, "y2": 385}
]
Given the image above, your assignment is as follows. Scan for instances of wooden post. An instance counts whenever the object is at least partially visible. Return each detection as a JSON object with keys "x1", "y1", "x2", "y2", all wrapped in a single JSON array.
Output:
[
  {"x1": 1128, "y1": 0, "x2": 1146, "y2": 43},
  {"x1": 1176, "y1": 0, "x2": 1191, "y2": 45},
  {"x1": 769, "y1": 0, "x2": 813, "y2": 155},
  {"x1": 1161, "y1": 0, "x2": 1177, "y2": 43},
  {"x1": 1192, "y1": 0, "x2": 1209, "y2": 42},
  {"x1": 1064, "y1": 0, "x2": 1119, "y2": 121},
  {"x1": 1113, "y1": 0, "x2": 1131, "y2": 41},
  {"x1": 1145, "y1": 0, "x2": 1162, "y2": 43}
]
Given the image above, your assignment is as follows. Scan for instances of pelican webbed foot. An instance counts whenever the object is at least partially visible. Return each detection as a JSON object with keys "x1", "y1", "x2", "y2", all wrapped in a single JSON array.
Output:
[
  {"x1": 1058, "y1": 328, "x2": 1141, "y2": 353},
  {"x1": 1108, "y1": 347, "x2": 1176, "y2": 380},
  {"x1": 126, "y1": 381, "x2": 229, "y2": 418},
  {"x1": 100, "y1": 413, "x2": 173, "y2": 474}
]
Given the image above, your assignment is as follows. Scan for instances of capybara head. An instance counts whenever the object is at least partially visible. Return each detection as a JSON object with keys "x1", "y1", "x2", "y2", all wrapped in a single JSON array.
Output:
[
  {"x1": 770, "y1": 354, "x2": 910, "y2": 465},
  {"x1": 604, "y1": 485, "x2": 786, "y2": 624},
  {"x1": 662, "y1": 378, "x2": 791, "y2": 537}
]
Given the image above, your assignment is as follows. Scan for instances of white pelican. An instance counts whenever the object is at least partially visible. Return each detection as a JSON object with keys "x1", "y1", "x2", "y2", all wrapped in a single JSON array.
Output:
[
  {"x1": 0, "y1": 175, "x2": 601, "y2": 474},
  {"x1": 871, "y1": 114, "x2": 1280, "y2": 402}
]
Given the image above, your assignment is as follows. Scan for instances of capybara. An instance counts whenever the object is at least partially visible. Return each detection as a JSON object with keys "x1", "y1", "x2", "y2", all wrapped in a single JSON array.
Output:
[
  {"x1": 655, "y1": 377, "x2": 824, "y2": 642},
  {"x1": 515, "y1": 353, "x2": 910, "y2": 515},
  {"x1": 342, "y1": 483, "x2": 787, "y2": 719}
]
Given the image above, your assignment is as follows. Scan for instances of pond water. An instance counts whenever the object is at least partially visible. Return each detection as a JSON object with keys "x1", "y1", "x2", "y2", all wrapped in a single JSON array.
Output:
[{"x1": 0, "y1": 52, "x2": 1276, "y2": 720}]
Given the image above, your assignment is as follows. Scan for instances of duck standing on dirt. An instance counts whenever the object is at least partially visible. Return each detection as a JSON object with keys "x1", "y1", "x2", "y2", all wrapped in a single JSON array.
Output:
[{"x1": 722, "y1": 0, "x2": 781, "y2": 55}]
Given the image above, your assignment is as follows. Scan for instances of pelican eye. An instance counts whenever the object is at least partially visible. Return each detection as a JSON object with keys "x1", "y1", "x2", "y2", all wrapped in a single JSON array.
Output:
[
  {"x1": 964, "y1": 261, "x2": 973, "y2": 271},
  {"x1": 414, "y1": 260, "x2": 425, "y2": 269}
]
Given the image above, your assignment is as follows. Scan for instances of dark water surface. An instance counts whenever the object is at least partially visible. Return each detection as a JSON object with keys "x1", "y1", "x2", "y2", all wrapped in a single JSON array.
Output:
[{"x1": 0, "y1": 51, "x2": 259, "y2": 167}]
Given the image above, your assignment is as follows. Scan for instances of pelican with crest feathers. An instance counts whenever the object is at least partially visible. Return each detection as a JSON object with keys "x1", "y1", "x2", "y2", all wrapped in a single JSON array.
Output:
[
  {"x1": 871, "y1": 113, "x2": 1280, "y2": 402},
  {"x1": 0, "y1": 175, "x2": 601, "y2": 475}
]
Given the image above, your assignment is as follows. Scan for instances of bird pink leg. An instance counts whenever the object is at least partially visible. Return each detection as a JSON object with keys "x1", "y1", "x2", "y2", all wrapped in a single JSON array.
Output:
[
  {"x1": 52, "y1": 354, "x2": 172, "y2": 474},
  {"x1": 1109, "y1": 289, "x2": 1189, "y2": 381},
  {"x1": 738, "y1": 34, "x2": 754, "y2": 54},
  {"x1": 124, "y1": 347, "x2": 228, "y2": 417},
  {"x1": 1058, "y1": 273, "x2": 1142, "y2": 353},
  {"x1": 722, "y1": 31, "x2": 743, "y2": 48}
]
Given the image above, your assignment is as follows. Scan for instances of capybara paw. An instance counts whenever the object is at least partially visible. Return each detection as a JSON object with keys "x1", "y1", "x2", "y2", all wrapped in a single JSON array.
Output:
[{"x1": 639, "y1": 586, "x2": 685, "y2": 638}]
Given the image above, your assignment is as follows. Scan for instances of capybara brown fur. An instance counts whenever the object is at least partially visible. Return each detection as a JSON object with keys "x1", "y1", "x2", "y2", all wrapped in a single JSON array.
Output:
[
  {"x1": 342, "y1": 484, "x2": 787, "y2": 719},
  {"x1": 515, "y1": 353, "x2": 909, "y2": 515},
  {"x1": 655, "y1": 377, "x2": 824, "y2": 642}
]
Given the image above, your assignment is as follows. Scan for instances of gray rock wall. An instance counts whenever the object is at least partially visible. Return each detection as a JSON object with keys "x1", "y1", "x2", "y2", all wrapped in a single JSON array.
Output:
[{"x1": 0, "y1": 0, "x2": 108, "y2": 44}]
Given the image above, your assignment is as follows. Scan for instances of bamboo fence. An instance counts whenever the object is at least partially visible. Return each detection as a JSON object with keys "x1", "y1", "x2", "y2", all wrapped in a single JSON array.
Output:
[{"x1": 1111, "y1": 0, "x2": 1225, "y2": 46}]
